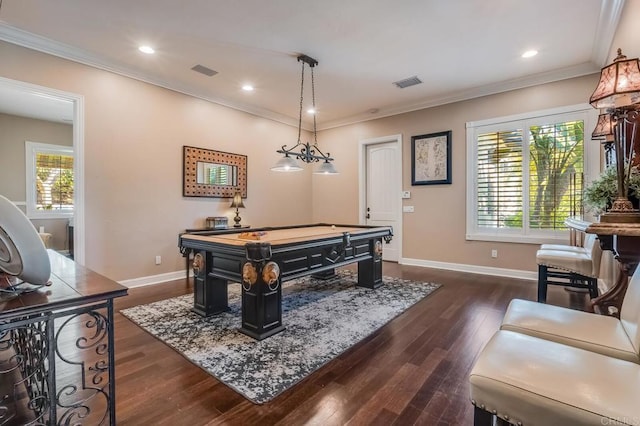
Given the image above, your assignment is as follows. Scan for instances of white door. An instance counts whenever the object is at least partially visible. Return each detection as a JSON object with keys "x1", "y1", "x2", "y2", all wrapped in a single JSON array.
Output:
[{"x1": 366, "y1": 142, "x2": 400, "y2": 261}]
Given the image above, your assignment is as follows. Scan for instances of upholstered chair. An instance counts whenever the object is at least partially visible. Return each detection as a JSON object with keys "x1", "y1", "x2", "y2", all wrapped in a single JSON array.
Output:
[
  {"x1": 501, "y1": 265, "x2": 640, "y2": 363},
  {"x1": 469, "y1": 267, "x2": 640, "y2": 425},
  {"x1": 535, "y1": 234, "x2": 601, "y2": 303}
]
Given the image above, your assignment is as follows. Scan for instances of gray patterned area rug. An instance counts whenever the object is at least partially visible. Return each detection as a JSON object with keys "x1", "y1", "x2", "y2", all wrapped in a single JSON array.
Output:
[{"x1": 121, "y1": 270, "x2": 440, "y2": 404}]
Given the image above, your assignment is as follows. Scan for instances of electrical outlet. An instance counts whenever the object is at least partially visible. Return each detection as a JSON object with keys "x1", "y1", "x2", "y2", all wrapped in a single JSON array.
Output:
[
  {"x1": 402, "y1": 190, "x2": 411, "y2": 199},
  {"x1": 491, "y1": 249, "x2": 498, "y2": 258},
  {"x1": 155, "y1": 255, "x2": 162, "y2": 265}
]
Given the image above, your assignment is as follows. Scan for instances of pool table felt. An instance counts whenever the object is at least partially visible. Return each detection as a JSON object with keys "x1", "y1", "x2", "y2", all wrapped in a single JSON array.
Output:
[{"x1": 182, "y1": 225, "x2": 380, "y2": 247}]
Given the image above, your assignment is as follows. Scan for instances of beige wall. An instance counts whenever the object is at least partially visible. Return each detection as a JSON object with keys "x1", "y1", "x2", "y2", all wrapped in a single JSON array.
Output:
[
  {"x1": 0, "y1": 41, "x2": 313, "y2": 280},
  {"x1": 0, "y1": 112, "x2": 72, "y2": 250},
  {"x1": 0, "y1": 40, "x2": 612, "y2": 280},
  {"x1": 314, "y1": 74, "x2": 601, "y2": 272},
  {"x1": 0, "y1": 112, "x2": 72, "y2": 200}
]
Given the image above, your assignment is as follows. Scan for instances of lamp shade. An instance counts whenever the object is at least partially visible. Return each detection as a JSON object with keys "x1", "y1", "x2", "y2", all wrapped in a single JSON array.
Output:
[
  {"x1": 271, "y1": 155, "x2": 303, "y2": 172},
  {"x1": 591, "y1": 112, "x2": 614, "y2": 140},
  {"x1": 313, "y1": 160, "x2": 339, "y2": 175},
  {"x1": 230, "y1": 192, "x2": 245, "y2": 208},
  {"x1": 590, "y1": 49, "x2": 640, "y2": 109}
]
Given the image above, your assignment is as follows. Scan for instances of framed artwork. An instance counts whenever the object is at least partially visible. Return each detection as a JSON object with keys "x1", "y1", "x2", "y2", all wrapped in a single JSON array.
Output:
[{"x1": 411, "y1": 130, "x2": 452, "y2": 185}]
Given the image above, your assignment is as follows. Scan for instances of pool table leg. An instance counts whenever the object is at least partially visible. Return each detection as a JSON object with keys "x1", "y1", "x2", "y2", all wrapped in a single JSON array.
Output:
[
  {"x1": 238, "y1": 260, "x2": 285, "y2": 340},
  {"x1": 357, "y1": 238, "x2": 383, "y2": 289},
  {"x1": 191, "y1": 250, "x2": 230, "y2": 316},
  {"x1": 312, "y1": 268, "x2": 336, "y2": 280}
]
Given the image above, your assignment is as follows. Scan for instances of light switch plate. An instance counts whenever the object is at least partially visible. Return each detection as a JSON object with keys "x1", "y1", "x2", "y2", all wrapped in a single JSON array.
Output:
[{"x1": 403, "y1": 206, "x2": 415, "y2": 213}]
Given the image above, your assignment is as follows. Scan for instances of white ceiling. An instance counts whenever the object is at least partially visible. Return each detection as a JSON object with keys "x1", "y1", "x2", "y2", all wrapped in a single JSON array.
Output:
[
  {"x1": 0, "y1": 84, "x2": 74, "y2": 123},
  {"x1": 0, "y1": 0, "x2": 629, "y2": 129}
]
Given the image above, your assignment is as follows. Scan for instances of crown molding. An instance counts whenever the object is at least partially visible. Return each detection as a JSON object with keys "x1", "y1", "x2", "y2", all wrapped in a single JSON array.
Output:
[{"x1": 591, "y1": 0, "x2": 626, "y2": 66}]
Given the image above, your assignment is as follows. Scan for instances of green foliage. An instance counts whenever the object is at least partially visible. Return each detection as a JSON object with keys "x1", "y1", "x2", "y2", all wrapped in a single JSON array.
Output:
[
  {"x1": 503, "y1": 212, "x2": 523, "y2": 228},
  {"x1": 631, "y1": 167, "x2": 640, "y2": 199},
  {"x1": 35, "y1": 167, "x2": 74, "y2": 208},
  {"x1": 583, "y1": 164, "x2": 640, "y2": 215},
  {"x1": 478, "y1": 119, "x2": 585, "y2": 230},
  {"x1": 528, "y1": 121, "x2": 584, "y2": 228}
]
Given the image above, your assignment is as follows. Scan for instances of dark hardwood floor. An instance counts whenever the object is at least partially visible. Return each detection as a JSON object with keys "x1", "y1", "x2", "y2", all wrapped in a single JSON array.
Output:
[{"x1": 114, "y1": 263, "x2": 590, "y2": 426}]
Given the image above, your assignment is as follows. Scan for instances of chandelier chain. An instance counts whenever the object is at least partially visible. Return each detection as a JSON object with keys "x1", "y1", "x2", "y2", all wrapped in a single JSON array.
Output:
[
  {"x1": 271, "y1": 54, "x2": 336, "y2": 173},
  {"x1": 297, "y1": 60, "x2": 305, "y2": 145},
  {"x1": 311, "y1": 66, "x2": 318, "y2": 145}
]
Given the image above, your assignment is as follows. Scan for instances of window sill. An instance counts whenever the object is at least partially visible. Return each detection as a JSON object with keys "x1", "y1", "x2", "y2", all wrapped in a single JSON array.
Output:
[
  {"x1": 466, "y1": 233, "x2": 570, "y2": 245},
  {"x1": 27, "y1": 212, "x2": 74, "y2": 220}
]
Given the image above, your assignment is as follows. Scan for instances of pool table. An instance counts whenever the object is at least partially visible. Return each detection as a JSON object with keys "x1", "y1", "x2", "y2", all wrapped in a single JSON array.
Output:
[{"x1": 179, "y1": 224, "x2": 393, "y2": 340}]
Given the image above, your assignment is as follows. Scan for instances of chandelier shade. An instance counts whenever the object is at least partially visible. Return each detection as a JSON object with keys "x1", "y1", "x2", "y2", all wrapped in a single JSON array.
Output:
[
  {"x1": 271, "y1": 155, "x2": 303, "y2": 172},
  {"x1": 271, "y1": 54, "x2": 338, "y2": 174},
  {"x1": 314, "y1": 160, "x2": 338, "y2": 175}
]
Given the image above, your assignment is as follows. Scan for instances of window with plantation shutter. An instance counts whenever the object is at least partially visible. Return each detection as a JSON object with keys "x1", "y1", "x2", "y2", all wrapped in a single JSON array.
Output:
[
  {"x1": 528, "y1": 121, "x2": 584, "y2": 231},
  {"x1": 476, "y1": 129, "x2": 523, "y2": 229},
  {"x1": 466, "y1": 105, "x2": 598, "y2": 244},
  {"x1": 26, "y1": 142, "x2": 74, "y2": 218}
]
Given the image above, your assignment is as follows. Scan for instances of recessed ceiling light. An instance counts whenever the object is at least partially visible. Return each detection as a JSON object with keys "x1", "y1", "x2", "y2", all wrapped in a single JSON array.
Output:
[
  {"x1": 307, "y1": 108, "x2": 316, "y2": 114},
  {"x1": 138, "y1": 45, "x2": 155, "y2": 54},
  {"x1": 522, "y1": 50, "x2": 538, "y2": 58},
  {"x1": 242, "y1": 84, "x2": 254, "y2": 92}
]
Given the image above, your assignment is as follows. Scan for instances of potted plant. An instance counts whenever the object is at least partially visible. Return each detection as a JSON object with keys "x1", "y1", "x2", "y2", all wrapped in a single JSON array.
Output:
[{"x1": 584, "y1": 163, "x2": 640, "y2": 215}]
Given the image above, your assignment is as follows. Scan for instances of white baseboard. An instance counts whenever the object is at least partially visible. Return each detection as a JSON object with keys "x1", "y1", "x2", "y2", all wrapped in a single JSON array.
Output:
[
  {"x1": 120, "y1": 270, "x2": 188, "y2": 288},
  {"x1": 399, "y1": 257, "x2": 537, "y2": 281},
  {"x1": 120, "y1": 258, "x2": 537, "y2": 289}
]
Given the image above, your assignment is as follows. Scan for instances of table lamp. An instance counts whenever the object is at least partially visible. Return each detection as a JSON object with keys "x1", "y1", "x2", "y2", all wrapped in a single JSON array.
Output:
[
  {"x1": 589, "y1": 48, "x2": 640, "y2": 222},
  {"x1": 230, "y1": 192, "x2": 245, "y2": 228}
]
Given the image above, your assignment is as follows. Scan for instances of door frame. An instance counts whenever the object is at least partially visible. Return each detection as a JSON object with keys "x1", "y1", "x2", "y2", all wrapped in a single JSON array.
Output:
[
  {"x1": 0, "y1": 76, "x2": 85, "y2": 265},
  {"x1": 358, "y1": 134, "x2": 402, "y2": 262}
]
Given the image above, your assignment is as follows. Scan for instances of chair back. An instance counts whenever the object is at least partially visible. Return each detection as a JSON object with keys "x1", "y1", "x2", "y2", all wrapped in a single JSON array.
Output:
[
  {"x1": 587, "y1": 235, "x2": 602, "y2": 277},
  {"x1": 621, "y1": 266, "x2": 640, "y2": 356},
  {"x1": 583, "y1": 233, "x2": 596, "y2": 251}
]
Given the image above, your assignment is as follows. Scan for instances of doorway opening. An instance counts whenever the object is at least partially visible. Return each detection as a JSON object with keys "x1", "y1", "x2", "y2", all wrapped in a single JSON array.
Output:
[{"x1": 0, "y1": 76, "x2": 85, "y2": 264}]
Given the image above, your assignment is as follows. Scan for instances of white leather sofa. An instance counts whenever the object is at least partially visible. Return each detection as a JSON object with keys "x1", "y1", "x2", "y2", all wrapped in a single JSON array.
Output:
[{"x1": 469, "y1": 265, "x2": 640, "y2": 425}]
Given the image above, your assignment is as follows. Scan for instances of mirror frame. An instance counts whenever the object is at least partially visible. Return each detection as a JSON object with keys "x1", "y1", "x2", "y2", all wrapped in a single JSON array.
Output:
[{"x1": 182, "y1": 146, "x2": 247, "y2": 198}]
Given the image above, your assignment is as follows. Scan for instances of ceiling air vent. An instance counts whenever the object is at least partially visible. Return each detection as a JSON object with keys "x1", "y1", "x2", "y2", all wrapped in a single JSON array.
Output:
[
  {"x1": 393, "y1": 76, "x2": 422, "y2": 89},
  {"x1": 191, "y1": 64, "x2": 218, "y2": 77}
]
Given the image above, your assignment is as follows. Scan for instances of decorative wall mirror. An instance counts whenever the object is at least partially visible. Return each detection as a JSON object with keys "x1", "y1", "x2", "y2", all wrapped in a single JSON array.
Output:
[{"x1": 183, "y1": 146, "x2": 247, "y2": 198}]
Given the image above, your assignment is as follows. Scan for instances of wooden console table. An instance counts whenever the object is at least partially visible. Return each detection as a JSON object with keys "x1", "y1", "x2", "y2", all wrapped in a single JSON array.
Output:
[
  {"x1": 566, "y1": 217, "x2": 640, "y2": 316},
  {"x1": 0, "y1": 251, "x2": 127, "y2": 425}
]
